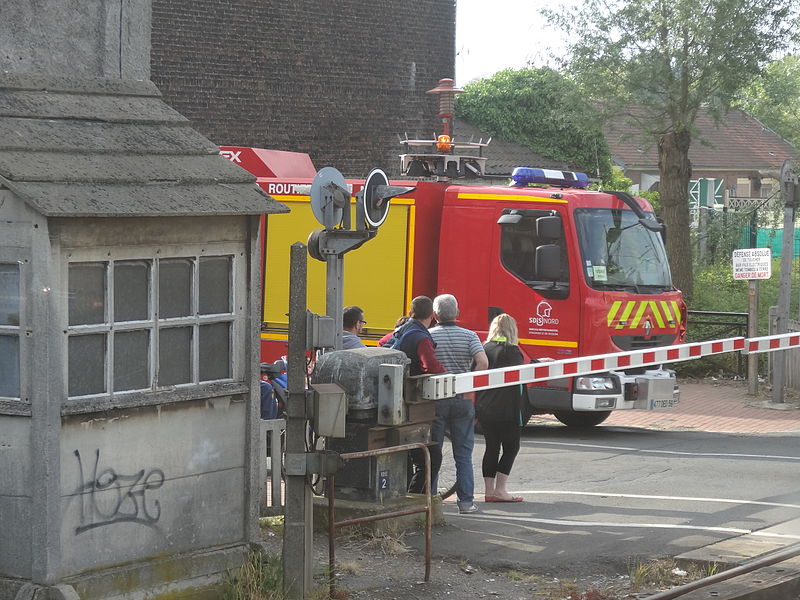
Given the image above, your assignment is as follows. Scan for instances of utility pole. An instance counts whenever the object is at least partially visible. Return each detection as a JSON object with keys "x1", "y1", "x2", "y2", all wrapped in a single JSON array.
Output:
[
  {"x1": 772, "y1": 161, "x2": 799, "y2": 404},
  {"x1": 747, "y1": 279, "x2": 759, "y2": 395},
  {"x1": 283, "y1": 243, "x2": 312, "y2": 598}
]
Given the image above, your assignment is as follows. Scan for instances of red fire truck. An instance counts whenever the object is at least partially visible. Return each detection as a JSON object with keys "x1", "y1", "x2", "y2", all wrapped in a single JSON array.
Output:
[{"x1": 221, "y1": 146, "x2": 686, "y2": 427}]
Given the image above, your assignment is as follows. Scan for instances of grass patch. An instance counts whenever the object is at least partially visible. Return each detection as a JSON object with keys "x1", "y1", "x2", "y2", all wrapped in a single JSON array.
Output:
[
  {"x1": 334, "y1": 560, "x2": 363, "y2": 575},
  {"x1": 503, "y1": 569, "x2": 544, "y2": 584},
  {"x1": 222, "y1": 551, "x2": 333, "y2": 600},
  {"x1": 627, "y1": 557, "x2": 717, "y2": 592},
  {"x1": 221, "y1": 552, "x2": 282, "y2": 600},
  {"x1": 339, "y1": 524, "x2": 412, "y2": 557},
  {"x1": 500, "y1": 559, "x2": 718, "y2": 600},
  {"x1": 501, "y1": 570, "x2": 622, "y2": 600}
]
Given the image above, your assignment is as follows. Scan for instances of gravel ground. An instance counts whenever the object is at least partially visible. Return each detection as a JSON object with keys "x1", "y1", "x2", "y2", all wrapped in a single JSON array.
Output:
[{"x1": 258, "y1": 524, "x2": 683, "y2": 600}]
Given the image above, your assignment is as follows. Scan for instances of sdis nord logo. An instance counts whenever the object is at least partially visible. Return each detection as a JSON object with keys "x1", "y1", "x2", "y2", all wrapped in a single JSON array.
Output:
[{"x1": 529, "y1": 301, "x2": 560, "y2": 326}]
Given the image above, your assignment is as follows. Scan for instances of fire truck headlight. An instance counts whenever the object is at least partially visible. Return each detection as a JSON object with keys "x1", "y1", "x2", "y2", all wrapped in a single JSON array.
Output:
[{"x1": 575, "y1": 376, "x2": 616, "y2": 391}]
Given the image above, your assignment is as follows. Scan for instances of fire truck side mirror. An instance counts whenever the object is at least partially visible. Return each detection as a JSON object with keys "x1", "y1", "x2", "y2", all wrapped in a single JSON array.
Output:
[
  {"x1": 535, "y1": 244, "x2": 562, "y2": 281},
  {"x1": 536, "y1": 215, "x2": 562, "y2": 240}
]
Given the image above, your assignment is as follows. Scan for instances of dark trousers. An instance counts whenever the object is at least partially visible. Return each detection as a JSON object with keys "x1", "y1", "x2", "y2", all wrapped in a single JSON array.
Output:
[
  {"x1": 408, "y1": 444, "x2": 442, "y2": 494},
  {"x1": 480, "y1": 420, "x2": 521, "y2": 478}
]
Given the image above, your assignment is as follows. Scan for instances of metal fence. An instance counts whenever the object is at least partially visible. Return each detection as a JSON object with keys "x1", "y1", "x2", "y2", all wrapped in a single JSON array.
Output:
[{"x1": 259, "y1": 418, "x2": 285, "y2": 515}]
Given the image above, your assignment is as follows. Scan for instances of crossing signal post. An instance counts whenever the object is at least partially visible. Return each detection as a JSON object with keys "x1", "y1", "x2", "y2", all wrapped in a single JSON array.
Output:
[{"x1": 774, "y1": 160, "x2": 800, "y2": 404}]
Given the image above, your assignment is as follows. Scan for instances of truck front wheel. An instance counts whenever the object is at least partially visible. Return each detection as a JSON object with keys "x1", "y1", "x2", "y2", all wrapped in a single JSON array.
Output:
[{"x1": 553, "y1": 410, "x2": 611, "y2": 428}]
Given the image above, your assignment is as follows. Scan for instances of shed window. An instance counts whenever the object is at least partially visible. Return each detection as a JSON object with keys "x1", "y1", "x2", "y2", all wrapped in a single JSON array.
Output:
[
  {"x1": 67, "y1": 254, "x2": 235, "y2": 398},
  {"x1": 0, "y1": 264, "x2": 21, "y2": 399}
]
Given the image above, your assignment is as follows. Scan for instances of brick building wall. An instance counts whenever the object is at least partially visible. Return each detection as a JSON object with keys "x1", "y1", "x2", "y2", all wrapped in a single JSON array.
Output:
[{"x1": 151, "y1": 0, "x2": 455, "y2": 176}]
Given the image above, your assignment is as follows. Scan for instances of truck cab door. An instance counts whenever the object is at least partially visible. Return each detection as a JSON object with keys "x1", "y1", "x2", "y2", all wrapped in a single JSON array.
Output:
[{"x1": 489, "y1": 207, "x2": 580, "y2": 361}]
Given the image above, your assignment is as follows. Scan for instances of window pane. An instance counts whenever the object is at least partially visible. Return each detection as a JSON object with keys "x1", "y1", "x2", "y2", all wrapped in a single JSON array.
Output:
[
  {"x1": 500, "y1": 220, "x2": 542, "y2": 282},
  {"x1": 159, "y1": 327, "x2": 192, "y2": 385},
  {"x1": 199, "y1": 323, "x2": 230, "y2": 381},
  {"x1": 0, "y1": 264, "x2": 20, "y2": 326},
  {"x1": 69, "y1": 263, "x2": 106, "y2": 326},
  {"x1": 0, "y1": 335, "x2": 20, "y2": 398},
  {"x1": 159, "y1": 259, "x2": 192, "y2": 318},
  {"x1": 199, "y1": 256, "x2": 231, "y2": 315},
  {"x1": 114, "y1": 330, "x2": 150, "y2": 391},
  {"x1": 114, "y1": 261, "x2": 150, "y2": 322},
  {"x1": 69, "y1": 334, "x2": 106, "y2": 396}
]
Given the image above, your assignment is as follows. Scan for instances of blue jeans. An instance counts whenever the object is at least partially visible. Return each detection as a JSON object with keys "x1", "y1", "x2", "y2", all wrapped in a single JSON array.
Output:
[{"x1": 431, "y1": 395, "x2": 475, "y2": 507}]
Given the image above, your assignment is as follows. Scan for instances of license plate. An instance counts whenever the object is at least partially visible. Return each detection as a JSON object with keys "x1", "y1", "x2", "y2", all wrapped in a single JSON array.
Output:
[{"x1": 650, "y1": 397, "x2": 677, "y2": 410}]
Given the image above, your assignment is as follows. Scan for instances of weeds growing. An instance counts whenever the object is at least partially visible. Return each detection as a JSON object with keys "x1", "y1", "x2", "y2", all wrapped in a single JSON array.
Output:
[
  {"x1": 627, "y1": 557, "x2": 718, "y2": 592},
  {"x1": 221, "y1": 552, "x2": 282, "y2": 600}
]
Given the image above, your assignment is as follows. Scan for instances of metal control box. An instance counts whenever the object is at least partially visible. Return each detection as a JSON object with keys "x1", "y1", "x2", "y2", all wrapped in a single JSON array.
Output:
[
  {"x1": 311, "y1": 383, "x2": 347, "y2": 437},
  {"x1": 378, "y1": 363, "x2": 405, "y2": 425}
]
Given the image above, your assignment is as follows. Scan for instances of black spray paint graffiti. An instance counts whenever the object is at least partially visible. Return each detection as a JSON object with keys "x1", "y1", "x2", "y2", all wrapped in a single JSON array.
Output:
[{"x1": 73, "y1": 449, "x2": 165, "y2": 535}]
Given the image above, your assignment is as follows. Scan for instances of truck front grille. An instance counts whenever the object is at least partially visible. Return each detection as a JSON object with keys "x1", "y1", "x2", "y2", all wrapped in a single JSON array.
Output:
[{"x1": 612, "y1": 333, "x2": 677, "y2": 351}]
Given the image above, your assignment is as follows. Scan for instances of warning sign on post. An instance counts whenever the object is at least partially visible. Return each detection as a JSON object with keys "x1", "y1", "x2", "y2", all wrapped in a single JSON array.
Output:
[{"x1": 732, "y1": 248, "x2": 772, "y2": 280}]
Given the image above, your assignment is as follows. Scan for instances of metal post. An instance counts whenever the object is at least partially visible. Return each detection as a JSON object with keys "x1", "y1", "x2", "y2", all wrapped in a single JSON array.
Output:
[
  {"x1": 327, "y1": 443, "x2": 433, "y2": 599},
  {"x1": 283, "y1": 243, "x2": 312, "y2": 599},
  {"x1": 747, "y1": 279, "x2": 759, "y2": 395},
  {"x1": 326, "y1": 254, "x2": 344, "y2": 350},
  {"x1": 773, "y1": 161, "x2": 798, "y2": 404},
  {"x1": 698, "y1": 206, "x2": 707, "y2": 264}
]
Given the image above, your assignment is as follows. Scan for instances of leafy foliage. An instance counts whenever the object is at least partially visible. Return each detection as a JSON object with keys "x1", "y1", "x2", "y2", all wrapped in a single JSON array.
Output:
[
  {"x1": 544, "y1": 0, "x2": 800, "y2": 302},
  {"x1": 676, "y1": 257, "x2": 798, "y2": 378},
  {"x1": 593, "y1": 166, "x2": 632, "y2": 192},
  {"x1": 591, "y1": 167, "x2": 663, "y2": 213},
  {"x1": 545, "y1": 0, "x2": 799, "y2": 131},
  {"x1": 736, "y1": 55, "x2": 800, "y2": 147},
  {"x1": 455, "y1": 68, "x2": 613, "y2": 179}
]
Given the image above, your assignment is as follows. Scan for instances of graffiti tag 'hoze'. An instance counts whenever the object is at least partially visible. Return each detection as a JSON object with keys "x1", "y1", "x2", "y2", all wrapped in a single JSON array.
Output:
[{"x1": 74, "y1": 449, "x2": 165, "y2": 534}]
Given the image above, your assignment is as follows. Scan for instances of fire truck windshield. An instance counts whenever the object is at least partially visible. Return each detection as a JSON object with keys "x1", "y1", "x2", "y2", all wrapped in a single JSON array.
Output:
[{"x1": 575, "y1": 208, "x2": 672, "y2": 293}]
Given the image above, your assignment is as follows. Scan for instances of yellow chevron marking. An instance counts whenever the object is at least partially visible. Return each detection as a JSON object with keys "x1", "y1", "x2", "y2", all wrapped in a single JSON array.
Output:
[
  {"x1": 649, "y1": 301, "x2": 666, "y2": 328},
  {"x1": 671, "y1": 301, "x2": 682, "y2": 324},
  {"x1": 630, "y1": 301, "x2": 650, "y2": 328},
  {"x1": 616, "y1": 301, "x2": 636, "y2": 329},
  {"x1": 660, "y1": 301, "x2": 674, "y2": 323},
  {"x1": 607, "y1": 301, "x2": 623, "y2": 326}
]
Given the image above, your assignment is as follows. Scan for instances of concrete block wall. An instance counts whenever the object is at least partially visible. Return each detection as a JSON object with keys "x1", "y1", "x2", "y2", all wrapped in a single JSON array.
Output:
[
  {"x1": 59, "y1": 398, "x2": 246, "y2": 577},
  {"x1": 150, "y1": 0, "x2": 456, "y2": 177},
  {"x1": 0, "y1": 416, "x2": 32, "y2": 578}
]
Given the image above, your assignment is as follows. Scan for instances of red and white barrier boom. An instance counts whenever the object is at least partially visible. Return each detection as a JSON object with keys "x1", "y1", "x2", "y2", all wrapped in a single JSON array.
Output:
[
  {"x1": 418, "y1": 332, "x2": 800, "y2": 400},
  {"x1": 420, "y1": 337, "x2": 746, "y2": 400},
  {"x1": 742, "y1": 332, "x2": 800, "y2": 354}
]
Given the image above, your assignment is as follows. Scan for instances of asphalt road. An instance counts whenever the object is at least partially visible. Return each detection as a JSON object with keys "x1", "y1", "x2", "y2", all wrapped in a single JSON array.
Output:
[{"x1": 425, "y1": 423, "x2": 800, "y2": 577}]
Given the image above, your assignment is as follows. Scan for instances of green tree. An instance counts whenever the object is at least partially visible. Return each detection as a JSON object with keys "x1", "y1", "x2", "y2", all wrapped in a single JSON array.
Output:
[
  {"x1": 545, "y1": 0, "x2": 800, "y2": 302},
  {"x1": 455, "y1": 68, "x2": 613, "y2": 179},
  {"x1": 737, "y1": 55, "x2": 800, "y2": 147}
]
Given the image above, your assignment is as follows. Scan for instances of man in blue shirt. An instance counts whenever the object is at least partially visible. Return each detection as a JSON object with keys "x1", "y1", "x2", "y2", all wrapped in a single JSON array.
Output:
[{"x1": 342, "y1": 305, "x2": 366, "y2": 349}]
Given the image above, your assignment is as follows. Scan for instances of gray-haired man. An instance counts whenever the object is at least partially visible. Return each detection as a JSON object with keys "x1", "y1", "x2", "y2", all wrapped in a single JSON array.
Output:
[{"x1": 429, "y1": 294, "x2": 488, "y2": 514}]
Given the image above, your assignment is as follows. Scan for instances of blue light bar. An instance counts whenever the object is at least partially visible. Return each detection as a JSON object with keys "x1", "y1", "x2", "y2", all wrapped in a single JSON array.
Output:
[{"x1": 510, "y1": 167, "x2": 589, "y2": 189}]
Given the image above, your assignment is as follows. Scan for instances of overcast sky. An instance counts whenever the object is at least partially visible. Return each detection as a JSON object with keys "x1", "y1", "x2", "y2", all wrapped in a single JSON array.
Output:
[{"x1": 455, "y1": 0, "x2": 574, "y2": 85}]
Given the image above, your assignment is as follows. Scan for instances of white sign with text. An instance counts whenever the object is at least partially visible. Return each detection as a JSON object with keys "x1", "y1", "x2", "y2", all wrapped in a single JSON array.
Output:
[{"x1": 732, "y1": 248, "x2": 772, "y2": 280}]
